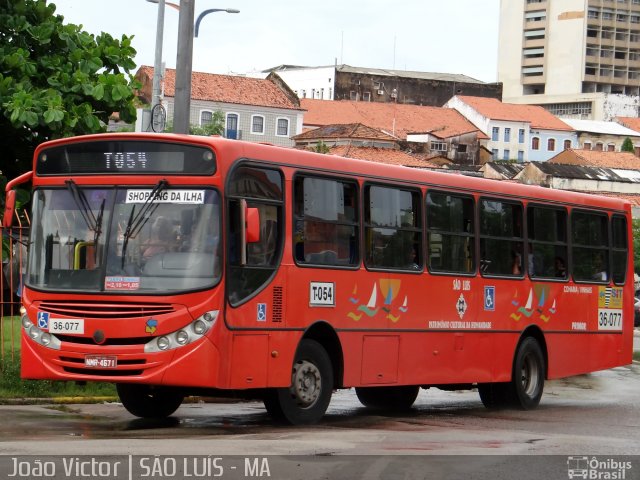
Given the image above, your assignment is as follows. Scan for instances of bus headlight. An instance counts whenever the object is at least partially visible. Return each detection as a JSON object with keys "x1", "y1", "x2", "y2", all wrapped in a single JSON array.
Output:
[
  {"x1": 157, "y1": 336, "x2": 170, "y2": 351},
  {"x1": 20, "y1": 312, "x2": 62, "y2": 350},
  {"x1": 29, "y1": 325, "x2": 41, "y2": 340},
  {"x1": 192, "y1": 320, "x2": 207, "y2": 335},
  {"x1": 176, "y1": 330, "x2": 189, "y2": 345},
  {"x1": 22, "y1": 315, "x2": 33, "y2": 329},
  {"x1": 144, "y1": 310, "x2": 219, "y2": 353}
]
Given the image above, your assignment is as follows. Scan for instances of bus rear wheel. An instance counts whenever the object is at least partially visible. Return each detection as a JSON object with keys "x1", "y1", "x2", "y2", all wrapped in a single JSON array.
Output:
[
  {"x1": 116, "y1": 383, "x2": 184, "y2": 418},
  {"x1": 263, "y1": 339, "x2": 333, "y2": 425},
  {"x1": 478, "y1": 337, "x2": 545, "y2": 410},
  {"x1": 355, "y1": 386, "x2": 419, "y2": 410},
  {"x1": 512, "y1": 337, "x2": 545, "y2": 409}
]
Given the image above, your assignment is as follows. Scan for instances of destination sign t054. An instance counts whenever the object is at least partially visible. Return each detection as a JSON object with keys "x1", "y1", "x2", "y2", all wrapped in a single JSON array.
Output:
[{"x1": 36, "y1": 140, "x2": 216, "y2": 175}]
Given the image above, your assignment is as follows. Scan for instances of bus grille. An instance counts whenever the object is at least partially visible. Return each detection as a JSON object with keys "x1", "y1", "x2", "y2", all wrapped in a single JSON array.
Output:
[{"x1": 37, "y1": 301, "x2": 175, "y2": 319}]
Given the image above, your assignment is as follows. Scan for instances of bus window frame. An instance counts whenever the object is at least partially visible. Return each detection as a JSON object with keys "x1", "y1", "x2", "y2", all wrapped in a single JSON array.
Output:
[
  {"x1": 362, "y1": 181, "x2": 424, "y2": 274},
  {"x1": 225, "y1": 159, "x2": 286, "y2": 307},
  {"x1": 610, "y1": 213, "x2": 628, "y2": 286},
  {"x1": 570, "y1": 208, "x2": 610, "y2": 285},
  {"x1": 291, "y1": 171, "x2": 361, "y2": 270},
  {"x1": 526, "y1": 202, "x2": 569, "y2": 283},
  {"x1": 479, "y1": 196, "x2": 525, "y2": 279},
  {"x1": 425, "y1": 189, "x2": 476, "y2": 277}
]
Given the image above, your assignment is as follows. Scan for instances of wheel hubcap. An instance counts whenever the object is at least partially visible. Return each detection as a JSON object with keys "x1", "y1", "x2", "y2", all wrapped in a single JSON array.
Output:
[
  {"x1": 520, "y1": 353, "x2": 539, "y2": 397},
  {"x1": 290, "y1": 360, "x2": 321, "y2": 408}
]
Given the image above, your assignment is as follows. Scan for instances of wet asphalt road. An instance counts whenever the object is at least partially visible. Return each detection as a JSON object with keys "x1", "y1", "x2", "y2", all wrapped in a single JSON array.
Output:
[{"x1": 0, "y1": 360, "x2": 638, "y2": 457}]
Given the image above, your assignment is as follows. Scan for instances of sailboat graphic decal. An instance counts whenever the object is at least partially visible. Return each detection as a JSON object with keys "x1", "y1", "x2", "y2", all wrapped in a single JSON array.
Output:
[
  {"x1": 347, "y1": 280, "x2": 409, "y2": 323},
  {"x1": 357, "y1": 285, "x2": 379, "y2": 317}
]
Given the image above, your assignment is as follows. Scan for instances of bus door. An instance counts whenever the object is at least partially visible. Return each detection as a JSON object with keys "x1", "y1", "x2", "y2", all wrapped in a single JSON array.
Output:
[{"x1": 224, "y1": 164, "x2": 285, "y2": 387}]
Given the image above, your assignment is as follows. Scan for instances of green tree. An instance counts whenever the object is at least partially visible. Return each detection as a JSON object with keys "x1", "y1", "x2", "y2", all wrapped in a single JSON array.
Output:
[
  {"x1": 312, "y1": 141, "x2": 331, "y2": 154},
  {"x1": 0, "y1": 0, "x2": 139, "y2": 180},
  {"x1": 621, "y1": 137, "x2": 635, "y2": 153}
]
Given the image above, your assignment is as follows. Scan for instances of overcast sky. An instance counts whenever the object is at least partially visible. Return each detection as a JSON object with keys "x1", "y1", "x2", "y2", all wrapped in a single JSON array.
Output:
[{"x1": 49, "y1": 0, "x2": 500, "y2": 82}]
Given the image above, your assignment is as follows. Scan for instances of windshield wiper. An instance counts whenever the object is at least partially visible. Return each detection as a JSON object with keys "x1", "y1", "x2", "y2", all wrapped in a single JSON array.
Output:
[
  {"x1": 65, "y1": 179, "x2": 98, "y2": 232},
  {"x1": 120, "y1": 180, "x2": 169, "y2": 265},
  {"x1": 66, "y1": 180, "x2": 106, "y2": 262}
]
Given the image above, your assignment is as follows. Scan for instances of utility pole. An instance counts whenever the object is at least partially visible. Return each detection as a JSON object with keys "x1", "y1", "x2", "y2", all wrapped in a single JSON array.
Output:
[
  {"x1": 151, "y1": 0, "x2": 165, "y2": 111},
  {"x1": 173, "y1": 0, "x2": 196, "y2": 134}
]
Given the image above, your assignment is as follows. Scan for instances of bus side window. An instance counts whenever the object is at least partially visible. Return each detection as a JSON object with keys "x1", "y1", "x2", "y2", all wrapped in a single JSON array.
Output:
[
  {"x1": 611, "y1": 215, "x2": 627, "y2": 285},
  {"x1": 571, "y1": 211, "x2": 609, "y2": 283},
  {"x1": 293, "y1": 176, "x2": 359, "y2": 267},
  {"x1": 479, "y1": 199, "x2": 523, "y2": 277},
  {"x1": 426, "y1": 191, "x2": 475, "y2": 274},
  {"x1": 365, "y1": 185, "x2": 422, "y2": 271},
  {"x1": 527, "y1": 205, "x2": 568, "y2": 280}
]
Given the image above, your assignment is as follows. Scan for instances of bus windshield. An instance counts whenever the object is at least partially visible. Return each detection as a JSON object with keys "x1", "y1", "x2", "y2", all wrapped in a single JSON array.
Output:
[{"x1": 27, "y1": 187, "x2": 221, "y2": 294}]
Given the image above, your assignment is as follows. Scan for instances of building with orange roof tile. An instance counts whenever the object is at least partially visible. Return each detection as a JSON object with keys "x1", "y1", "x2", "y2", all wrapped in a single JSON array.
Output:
[
  {"x1": 300, "y1": 99, "x2": 488, "y2": 165},
  {"x1": 616, "y1": 117, "x2": 640, "y2": 135},
  {"x1": 614, "y1": 117, "x2": 640, "y2": 156},
  {"x1": 292, "y1": 123, "x2": 399, "y2": 150},
  {"x1": 445, "y1": 95, "x2": 577, "y2": 162},
  {"x1": 136, "y1": 66, "x2": 303, "y2": 147},
  {"x1": 327, "y1": 145, "x2": 441, "y2": 169},
  {"x1": 548, "y1": 148, "x2": 640, "y2": 170}
]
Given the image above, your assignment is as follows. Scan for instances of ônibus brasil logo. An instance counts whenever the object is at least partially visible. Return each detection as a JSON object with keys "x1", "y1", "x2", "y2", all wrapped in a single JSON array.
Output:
[{"x1": 567, "y1": 456, "x2": 632, "y2": 479}]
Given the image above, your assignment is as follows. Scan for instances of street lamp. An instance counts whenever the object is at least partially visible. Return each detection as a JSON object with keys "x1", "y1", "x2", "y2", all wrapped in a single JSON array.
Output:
[
  {"x1": 174, "y1": 2, "x2": 239, "y2": 134},
  {"x1": 195, "y1": 8, "x2": 240, "y2": 38},
  {"x1": 146, "y1": 0, "x2": 239, "y2": 134}
]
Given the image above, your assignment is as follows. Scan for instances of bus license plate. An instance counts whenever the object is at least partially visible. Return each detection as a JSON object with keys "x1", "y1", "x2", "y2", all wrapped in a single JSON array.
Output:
[
  {"x1": 84, "y1": 355, "x2": 117, "y2": 369},
  {"x1": 49, "y1": 319, "x2": 84, "y2": 335}
]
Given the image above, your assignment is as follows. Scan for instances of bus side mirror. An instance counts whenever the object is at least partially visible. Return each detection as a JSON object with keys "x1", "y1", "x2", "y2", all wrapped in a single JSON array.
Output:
[
  {"x1": 3, "y1": 190, "x2": 16, "y2": 228},
  {"x1": 246, "y1": 207, "x2": 260, "y2": 243}
]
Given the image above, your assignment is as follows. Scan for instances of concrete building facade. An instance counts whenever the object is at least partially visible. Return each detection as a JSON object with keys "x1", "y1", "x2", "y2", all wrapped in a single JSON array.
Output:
[
  {"x1": 267, "y1": 64, "x2": 503, "y2": 107},
  {"x1": 498, "y1": 0, "x2": 640, "y2": 120}
]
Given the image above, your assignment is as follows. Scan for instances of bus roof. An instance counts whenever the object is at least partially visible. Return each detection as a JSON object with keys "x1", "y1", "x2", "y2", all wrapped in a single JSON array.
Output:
[{"x1": 34, "y1": 132, "x2": 631, "y2": 213}]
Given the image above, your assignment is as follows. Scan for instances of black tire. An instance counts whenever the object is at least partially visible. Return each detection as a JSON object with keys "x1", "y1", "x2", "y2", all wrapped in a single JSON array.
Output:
[
  {"x1": 116, "y1": 383, "x2": 184, "y2": 418},
  {"x1": 479, "y1": 337, "x2": 544, "y2": 410},
  {"x1": 355, "y1": 385, "x2": 419, "y2": 410},
  {"x1": 512, "y1": 337, "x2": 545, "y2": 410},
  {"x1": 478, "y1": 382, "x2": 513, "y2": 409},
  {"x1": 262, "y1": 339, "x2": 333, "y2": 425}
]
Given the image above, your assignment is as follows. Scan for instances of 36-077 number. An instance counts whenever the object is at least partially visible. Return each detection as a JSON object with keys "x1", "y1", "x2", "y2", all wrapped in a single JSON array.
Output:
[
  {"x1": 49, "y1": 319, "x2": 84, "y2": 334},
  {"x1": 597, "y1": 309, "x2": 622, "y2": 331}
]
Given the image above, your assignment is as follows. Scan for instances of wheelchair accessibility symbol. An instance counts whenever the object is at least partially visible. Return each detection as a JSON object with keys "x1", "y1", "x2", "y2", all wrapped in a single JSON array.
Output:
[
  {"x1": 484, "y1": 286, "x2": 495, "y2": 311},
  {"x1": 257, "y1": 303, "x2": 267, "y2": 322},
  {"x1": 37, "y1": 312, "x2": 50, "y2": 329}
]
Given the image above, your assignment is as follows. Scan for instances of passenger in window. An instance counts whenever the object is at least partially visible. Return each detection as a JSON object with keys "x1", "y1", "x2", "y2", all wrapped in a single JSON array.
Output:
[
  {"x1": 407, "y1": 245, "x2": 420, "y2": 270},
  {"x1": 512, "y1": 250, "x2": 523, "y2": 275},
  {"x1": 554, "y1": 256, "x2": 567, "y2": 278},
  {"x1": 592, "y1": 253, "x2": 608, "y2": 281},
  {"x1": 527, "y1": 243, "x2": 543, "y2": 276}
]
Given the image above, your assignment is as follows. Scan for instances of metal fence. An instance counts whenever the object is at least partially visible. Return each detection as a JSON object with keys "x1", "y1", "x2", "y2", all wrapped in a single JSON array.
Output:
[{"x1": 1, "y1": 215, "x2": 29, "y2": 362}]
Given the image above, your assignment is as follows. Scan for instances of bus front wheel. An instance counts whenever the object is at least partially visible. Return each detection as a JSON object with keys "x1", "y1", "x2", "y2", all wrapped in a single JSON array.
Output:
[
  {"x1": 263, "y1": 339, "x2": 333, "y2": 425},
  {"x1": 355, "y1": 385, "x2": 419, "y2": 410},
  {"x1": 116, "y1": 383, "x2": 184, "y2": 418}
]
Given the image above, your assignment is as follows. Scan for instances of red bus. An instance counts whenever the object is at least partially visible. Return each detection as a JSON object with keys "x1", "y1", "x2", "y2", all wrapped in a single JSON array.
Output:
[{"x1": 4, "y1": 133, "x2": 634, "y2": 424}]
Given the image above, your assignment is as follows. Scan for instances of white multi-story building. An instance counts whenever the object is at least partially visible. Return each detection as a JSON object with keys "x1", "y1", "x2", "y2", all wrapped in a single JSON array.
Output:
[
  {"x1": 498, "y1": 0, "x2": 640, "y2": 121},
  {"x1": 445, "y1": 95, "x2": 576, "y2": 162}
]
